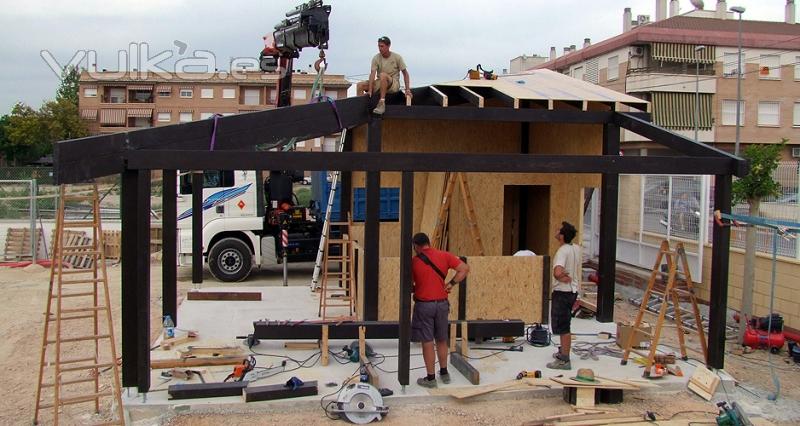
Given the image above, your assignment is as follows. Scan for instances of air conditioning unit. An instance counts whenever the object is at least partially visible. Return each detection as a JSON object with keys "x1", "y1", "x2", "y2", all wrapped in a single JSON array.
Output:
[
  {"x1": 631, "y1": 46, "x2": 645, "y2": 57},
  {"x1": 792, "y1": 147, "x2": 800, "y2": 158}
]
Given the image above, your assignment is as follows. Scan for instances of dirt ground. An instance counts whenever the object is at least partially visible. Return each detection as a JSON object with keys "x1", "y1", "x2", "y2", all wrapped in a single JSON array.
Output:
[{"x1": 1, "y1": 263, "x2": 798, "y2": 425}]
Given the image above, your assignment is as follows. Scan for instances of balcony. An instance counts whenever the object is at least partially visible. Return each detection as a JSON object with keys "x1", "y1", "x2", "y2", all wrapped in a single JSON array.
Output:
[{"x1": 626, "y1": 70, "x2": 716, "y2": 94}]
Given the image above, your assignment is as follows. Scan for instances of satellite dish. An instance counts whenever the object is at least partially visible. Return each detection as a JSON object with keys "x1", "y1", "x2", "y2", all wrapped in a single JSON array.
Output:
[{"x1": 690, "y1": 0, "x2": 704, "y2": 10}]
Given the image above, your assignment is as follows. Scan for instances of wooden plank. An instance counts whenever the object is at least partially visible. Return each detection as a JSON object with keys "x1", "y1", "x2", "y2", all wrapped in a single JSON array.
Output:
[
  {"x1": 283, "y1": 341, "x2": 320, "y2": 350},
  {"x1": 460, "y1": 322, "x2": 468, "y2": 357},
  {"x1": 168, "y1": 381, "x2": 247, "y2": 400},
  {"x1": 321, "y1": 325, "x2": 329, "y2": 366},
  {"x1": 450, "y1": 342, "x2": 479, "y2": 386},
  {"x1": 186, "y1": 291, "x2": 262, "y2": 301},
  {"x1": 575, "y1": 387, "x2": 595, "y2": 408},
  {"x1": 160, "y1": 335, "x2": 197, "y2": 350},
  {"x1": 554, "y1": 416, "x2": 644, "y2": 426},
  {"x1": 687, "y1": 364, "x2": 719, "y2": 400},
  {"x1": 551, "y1": 377, "x2": 638, "y2": 390},
  {"x1": 449, "y1": 323, "x2": 457, "y2": 350},
  {"x1": 151, "y1": 356, "x2": 246, "y2": 369},
  {"x1": 178, "y1": 346, "x2": 243, "y2": 358},
  {"x1": 430, "y1": 86, "x2": 449, "y2": 107},
  {"x1": 243, "y1": 380, "x2": 318, "y2": 402},
  {"x1": 445, "y1": 377, "x2": 555, "y2": 399},
  {"x1": 458, "y1": 86, "x2": 484, "y2": 108},
  {"x1": 358, "y1": 325, "x2": 366, "y2": 362}
]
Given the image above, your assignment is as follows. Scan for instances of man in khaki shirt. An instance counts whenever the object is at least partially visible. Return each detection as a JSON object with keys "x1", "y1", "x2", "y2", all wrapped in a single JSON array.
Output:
[{"x1": 357, "y1": 36, "x2": 411, "y2": 114}]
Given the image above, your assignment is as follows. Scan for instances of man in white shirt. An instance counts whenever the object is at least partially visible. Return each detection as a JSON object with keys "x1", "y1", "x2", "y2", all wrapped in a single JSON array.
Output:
[{"x1": 546, "y1": 221, "x2": 581, "y2": 370}]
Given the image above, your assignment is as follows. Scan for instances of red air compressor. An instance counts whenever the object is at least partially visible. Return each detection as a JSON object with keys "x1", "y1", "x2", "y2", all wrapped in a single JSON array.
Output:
[{"x1": 734, "y1": 313, "x2": 786, "y2": 353}]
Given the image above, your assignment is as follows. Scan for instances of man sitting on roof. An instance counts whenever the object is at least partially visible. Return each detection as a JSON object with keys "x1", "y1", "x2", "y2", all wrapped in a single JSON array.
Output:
[{"x1": 356, "y1": 36, "x2": 412, "y2": 115}]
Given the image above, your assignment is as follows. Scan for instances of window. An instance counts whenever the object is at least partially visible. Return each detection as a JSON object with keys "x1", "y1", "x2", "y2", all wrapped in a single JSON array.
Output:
[
  {"x1": 795, "y1": 57, "x2": 800, "y2": 80},
  {"x1": 179, "y1": 112, "x2": 192, "y2": 123},
  {"x1": 293, "y1": 89, "x2": 307, "y2": 100},
  {"x1": 314, "y1": 138, "x2": 321, "y2": 148},
  {"x1": 324, "y1": 90, "x2": 338, "y2": 100},
  {"x1": 243, "y1": 88, "x2": 260, "y2": 105},
  {"x1": 572, "y1": 66, "x2": 584, "y2": 81},
  {"x1": 179, "y1": 89, "x2": 193, "y2": 98},
  {"x1": 607, "y1": 55, "x2": 619, "y2": 80},
  {"x1": 108, "y1": 88, "x2": 125, "y2": 103},
  {"x1": 269, "y1": 89, "x2": 277, "y2": 103},
  {"x1": 794, "y1": 102, "x2": 800, "y2": 127},
  {"x1": 222, "y1": 88, "x2": 236, "y2": 99},
  {"x1": 222, "y1": 112, "x2": 235, "y2": 116},
  {"x1": 758, "y1": 102, "x2": 780, "y2": 126},
  {"x1": 721, "y1": 100, "x2": 744, "y2": 126},
  {"x1": 201, "y1": 88, "x2": 214, "y2": 99},
  {"x1": 200, "y1": 112, "x2": 214, "y2": 120},
  {"x1": 84, "y1": 87, "x2": 97, "y2": 97},
  {"x1": 760, "y1": 55, "x2": 780, "y2": 79},
  {"x1": 157, "y1": 90, "x2": 171, "y2": 98},
  {"x1": 179, "y1": 170, "x2": 235, "y2": 195},
  {"x1": 723, "y1": 52, "x2": 743, "y2": 77},
  {"x1": 157, "y1": 112, "x2": 171, "y2": 122},
  {"x1": 296, "y1": 141, "x2": 306, "y2": 148}
]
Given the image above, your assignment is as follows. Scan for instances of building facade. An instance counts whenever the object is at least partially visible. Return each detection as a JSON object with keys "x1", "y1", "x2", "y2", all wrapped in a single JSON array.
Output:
[
  {"x1": 78, "y1": 70, "x2": 351, "y2": 151},
  {"x1": 526, "y1": 0, "x2": 800, "y2": 158}
]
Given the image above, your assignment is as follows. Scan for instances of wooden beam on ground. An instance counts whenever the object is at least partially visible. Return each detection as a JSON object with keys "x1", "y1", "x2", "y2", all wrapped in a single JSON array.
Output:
[
  {"x1": 186, "y1": 291, "x2": 262, "y2": 301},
  {"x1": 451, "y1": 342, "x2": 479, "y2": 385},
  {"x1": 708, "y1": 174, "x2": 732, "y2": 369},
  {"x1": 151, "y1": 356, "x2": 247, "y2": 369},
  {"x1": 168, "y1": 381, "x2": 247, "y2": 400},
  {"x1": 320, "y1": 325, "x2": 329, "y2": 366},
  {"x1": 398, "y1": 171, "x2": 413, "y2": 386},
  {"x1": 162, "y1": 169, "x2": 177, "y2": 324},
  {"x1": 429, "y1": 86, "x2": 449, "y2": 107},
  {"x1": 458, "y1": 86, "x2": 484, "y2": 107},
  {"x1": 243, "y1": 380, "x2": 318, "y2": 402}
]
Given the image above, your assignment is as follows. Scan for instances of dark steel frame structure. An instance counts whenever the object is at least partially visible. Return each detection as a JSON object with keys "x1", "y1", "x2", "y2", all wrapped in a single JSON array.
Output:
[{"x1": 54, "y1": 89, "x2": 745, "y2": 392}]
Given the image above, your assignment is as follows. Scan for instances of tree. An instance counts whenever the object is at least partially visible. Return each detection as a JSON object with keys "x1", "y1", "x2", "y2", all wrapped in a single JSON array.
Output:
[
  {"x1": 0, "y1": 114, "x2": 9, "y2": 165},
  {"x1": 56, "y1": 66, "x2": 81, "y2": 106},
  {"x1": 731, "y1": 139, "x2": 785, "y2": 344},
  {"x1": 2, "y1": 103, "x2": 49, "y2": 165},
  {"x1": 41, "y1": 97, "x2": 88, "y2": 142}
]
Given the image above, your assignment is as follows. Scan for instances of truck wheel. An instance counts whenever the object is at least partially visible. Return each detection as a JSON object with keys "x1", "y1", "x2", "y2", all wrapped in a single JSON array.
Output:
[{"x1": 208, "y1": 237, "x2": 252, "y2": 282}]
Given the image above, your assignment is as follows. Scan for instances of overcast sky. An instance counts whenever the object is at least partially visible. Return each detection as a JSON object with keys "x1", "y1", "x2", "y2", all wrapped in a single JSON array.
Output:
[{"x1": 0, "y1": 0, "x2": 789, "y2": 112}]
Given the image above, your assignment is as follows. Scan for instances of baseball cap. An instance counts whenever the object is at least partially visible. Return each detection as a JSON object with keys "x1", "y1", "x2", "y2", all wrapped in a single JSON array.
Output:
[{"x1": 378, "y1": 36, "x2": 391, "y2": 45}]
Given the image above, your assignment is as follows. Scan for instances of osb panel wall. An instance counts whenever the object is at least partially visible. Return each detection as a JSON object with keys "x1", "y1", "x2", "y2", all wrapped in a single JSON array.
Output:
[
  {"x1": 377, "y1": 255, "x2": 544, "y2": 323},
  {"x1": 349, "y1": 120, "x2": 602, "y2": 260},
  {"x1": 618, "y1": 175, "x2": 641, "y2": 240},
  {"x1": 350, "y1": 223, "x2": 401, "y2": 257}
]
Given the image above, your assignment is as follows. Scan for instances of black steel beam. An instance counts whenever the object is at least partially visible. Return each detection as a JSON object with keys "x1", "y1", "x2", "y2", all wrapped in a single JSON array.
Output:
[
  {"x1": 251, "y1": 319, "x2": 525, "y2": 341},
  {"x1": 597, "y1": 124, "x2": 620, "y2": 323},
  {"x1": 384, "y1": 105, "x2": 613, "y2": 123},
  {"x1": 708, "y1": 174, "x2": 732, "y2": 369},
  {"x1": 168, "y1": 381, "x2": 248, "y2": 400},
  {"x1": 614, "y1": 113, "x2": 748, "y2": 176},
  {"x1": 458, "y1": 256, "x2": 467, "y2": 320},
  {"x1": 53, "y1": 97, "x2": 370, "y2": 184},
  {"x1": 340, "y1": 130, "x2": 353, "y2": 221},
  {"x1": 121, "y1": 170, "x2": 151, "y2": 391},
  {"x1": 162, "y1": 169, "x2": 177, "y2": 324},
  {"x1": 398, "y1": 171, "x2": 413, "y2": 387},
  {"x1": 126, "y1": 151, "x2": 742, "y2": 176},
  {"x1": 192, "y1": 171, "x2": 203, "y2": 284},
  {"x1": 243, "y1": 381, "x2": 318, "y2": 402},
  {"x1": 364, "y1": 117, "x2": 382, "y2": 320}
]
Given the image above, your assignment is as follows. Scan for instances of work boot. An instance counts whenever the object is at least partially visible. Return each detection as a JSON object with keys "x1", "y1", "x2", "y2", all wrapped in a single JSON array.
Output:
[
  {"x1": 546, "y1": 357, "x2": 572, "y2": 370},
  {"x1": 372, "y1": 99, "x2": 386, "y2": 115},
  {"x1": 416, "y1": 376, "x2": 437, "y2": 388},
  {"x1": 439, "y1": 372, "x2": 451, "y2": 384}
]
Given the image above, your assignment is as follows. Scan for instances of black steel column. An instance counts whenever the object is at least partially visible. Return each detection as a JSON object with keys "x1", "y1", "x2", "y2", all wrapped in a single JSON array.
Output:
[
  {"x1": 364, "y1": 118, "x2": 382, "y2": 320},
  {"x1": 708, "y1": 174, "x2": 732, "y2": 369},
  {"x1": 192, "y1": 171, "x2": 203, "y2": 284},
  {"x1": 340, "y1": 130, "x2": 353, "y2": 221},
  {"x1": 398, "y1": 171, "x2": 413, "y2": 386},
  {"x1": 162, "y1": 170, "x2": 177, "y2": 324},
  {"x1": 121, "y1": 169, "x2": 151, "y2": 391},
  {"x1": 597, "y1": 123, "x2": 620, "y2": 322}
]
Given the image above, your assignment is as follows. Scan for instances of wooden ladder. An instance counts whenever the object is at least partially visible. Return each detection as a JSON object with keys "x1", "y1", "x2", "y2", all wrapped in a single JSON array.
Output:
[
  {"x1": 431, "y1": 172, "x2": 484, "y2": 255},
  {"x1": 318, "y1": 214, "x2": 357, "y2": 320},
  {"x1": 620, "y1": 240, "x2": 708, "y2": 377},
  {"x1": 33, "y1": 184, "x2": 124, "y2": 425}
]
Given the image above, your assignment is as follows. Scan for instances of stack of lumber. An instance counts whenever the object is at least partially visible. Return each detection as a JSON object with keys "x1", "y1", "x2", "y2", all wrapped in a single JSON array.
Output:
[{"x1": 3, "y1": 228, "x2": 44, "y2": 261}]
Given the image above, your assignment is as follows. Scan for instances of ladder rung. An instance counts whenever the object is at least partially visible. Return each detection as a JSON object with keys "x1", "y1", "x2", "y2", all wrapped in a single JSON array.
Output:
[
  {"x1": 47, "y1": 334, "x2": 110, "y2": 344},
  {"x1": 62, "y1": 221, "x2": 96, "y2": 228},
  {"x1": 325, "y1": 256, "x2": 350, "y2": 261},
  {"x1": 629, "y1": 349, "x2": 652, "y2": 358},
  {"x1": 52, "y1": 291, "x2": 95, "y2": 299},
  {"x1": 62, "y1": 245, "x2": 95, "y2": 250},
  {"x1": 41, "y1": 377, "x2": 96, "y2": 388},
  {"x1": 49, "y1": 314, "x2": 95, "y2": 321},
  {"x1": 63, "y1": 195, "x2": 97, "y2": 201},
  {"x1": 59, "y1": 269, "x2": 97, "y2": 275},
  {"x1": 327, "y1": 239, "x2": 353, "y2": 243},
  {"x1": 45, "y1": 356, "x2": 95, "y2": 366},
  {"x1": 60, "y1": 362, "x2": 114, "y2": 373},
  {"x1": 61, "y1": 278, "x2": 104, "y2": 285},
  {"x1": 60, "y1": 250, "x2": 101, "y2": 256},
  {"x1": 58, "y1": 391, "x2": 113, "y2": 406},
  {"x1": 61, "y1": 307, "x2": 107, "y2": 314}
]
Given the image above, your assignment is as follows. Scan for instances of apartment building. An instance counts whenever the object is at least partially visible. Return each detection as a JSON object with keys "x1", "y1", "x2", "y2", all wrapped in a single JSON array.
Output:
[
  {"x1": 78, "y1": 70, "x2": 350, "y2": 150},
  {"x1": 525, "y1": 0, "x2": 800, "y2": 158}
]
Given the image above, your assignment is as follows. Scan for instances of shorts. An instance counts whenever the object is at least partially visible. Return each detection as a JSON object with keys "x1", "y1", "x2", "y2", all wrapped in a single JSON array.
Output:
[
  {"x1": 373, "y1": 75, "x2": 400, "y2": 94},
  {"x1": 411, "y1": 299, "x2": 449, "y2": 343},
  {"x1": 550, "y1": 291, "x2": 578, "y2": 335}
]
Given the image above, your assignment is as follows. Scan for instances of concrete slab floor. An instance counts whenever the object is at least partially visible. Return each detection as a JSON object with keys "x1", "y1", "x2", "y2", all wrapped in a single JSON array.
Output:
[{"x1": 125, "y1": 279, "x2": 698, "y2": 412}]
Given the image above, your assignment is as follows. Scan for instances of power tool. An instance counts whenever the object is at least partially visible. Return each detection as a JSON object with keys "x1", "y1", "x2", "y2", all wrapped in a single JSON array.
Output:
[
  {"x1": 224, "y1": 355, "x2": 256, "y2": 382},
  {"x1": 516, "y1": 370, "x2": 542, "y2": 380},
  {"x1": 716, "y1": 401, "x2": 753, "y2": 426}
]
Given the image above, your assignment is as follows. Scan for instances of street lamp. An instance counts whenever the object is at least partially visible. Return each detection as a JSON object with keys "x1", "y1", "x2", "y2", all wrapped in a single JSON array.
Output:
[
  {"x1": 730, "y1": 6, "x2": 745, "y2": 155},
  {"x1": 694, "y1": 45, "x2": 706, "y2": 143}
]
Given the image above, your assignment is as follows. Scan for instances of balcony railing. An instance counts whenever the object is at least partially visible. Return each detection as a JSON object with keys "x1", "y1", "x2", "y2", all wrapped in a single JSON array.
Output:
[{"x1": 627, "y1": 65, "x2": 715, "y2": 77}]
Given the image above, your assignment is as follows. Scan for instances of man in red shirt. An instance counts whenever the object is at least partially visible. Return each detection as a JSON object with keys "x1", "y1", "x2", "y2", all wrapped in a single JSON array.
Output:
[{"x1": 411, "y1": 233, "x2": 470, "y2": 388}]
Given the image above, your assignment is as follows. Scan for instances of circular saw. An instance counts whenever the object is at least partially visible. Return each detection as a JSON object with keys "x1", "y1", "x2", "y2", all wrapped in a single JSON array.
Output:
[{"x1": 332, "y1": 383, "x2": 389, "y2": 424}]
